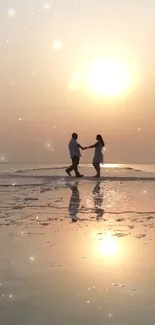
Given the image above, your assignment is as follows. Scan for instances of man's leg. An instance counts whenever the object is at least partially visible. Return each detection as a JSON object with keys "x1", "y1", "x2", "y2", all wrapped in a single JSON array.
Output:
[
  {"x1": 73, "y1": 156, "x2": 83, "y2": 177},
  {"x1": 66, "y1": 160, "x2": 74, "y2": 176},
  {"x1": 72, "y1": 156, "x2": 79, "y2": 176}
]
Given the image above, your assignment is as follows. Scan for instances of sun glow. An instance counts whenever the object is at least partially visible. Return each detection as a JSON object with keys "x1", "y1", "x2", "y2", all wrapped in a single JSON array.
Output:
[
  {"x1": 93, "y1": 232, "x2": 119, "y2": 259},
  {"x1": 86, "y1": 58, "x2": 131, "y2": 97},
  {"x1": 99, "y1": 233, "x2": 118, "y2": 256},
  {"x1": 69, "y1": 57, "x2": 134, "y2": 98}
]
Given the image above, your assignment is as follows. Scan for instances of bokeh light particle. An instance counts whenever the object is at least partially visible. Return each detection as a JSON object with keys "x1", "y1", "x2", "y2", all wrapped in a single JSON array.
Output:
[
  {"x1": 42, "y1": 3, "x2": 51, "y2": 10},
  {"x1": 52, "y1": 40, "x2": 63, "y2": 50},
  {"x1": 8, "y1": 8, "x2": 16, "y2": 17}
]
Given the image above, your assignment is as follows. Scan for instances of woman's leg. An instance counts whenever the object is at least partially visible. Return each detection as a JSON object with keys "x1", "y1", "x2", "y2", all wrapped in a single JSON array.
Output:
[
  {"x1": 93, "y1": 162, "x2": 100, "y2": 177},
  {"x1": 96, "y1": 163, "x2": 100, "y2": 177}
]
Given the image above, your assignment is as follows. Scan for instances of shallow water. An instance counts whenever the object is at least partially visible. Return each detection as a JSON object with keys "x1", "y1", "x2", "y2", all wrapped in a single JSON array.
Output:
[{"x1": 0, "y1": 170, "x2": 155, "y2": 324}]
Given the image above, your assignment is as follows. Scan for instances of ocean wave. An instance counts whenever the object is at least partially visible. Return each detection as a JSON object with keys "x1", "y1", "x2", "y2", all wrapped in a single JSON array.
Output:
[
  {"x1": 15, "y1": 166, "x2": 67, "y2": 173},
  {"x1": 12, "y1": 164, "x2": 153, "y2": 174},
  {"x1": 125, "y1": 167, "x2": 142, "y2": 172}
]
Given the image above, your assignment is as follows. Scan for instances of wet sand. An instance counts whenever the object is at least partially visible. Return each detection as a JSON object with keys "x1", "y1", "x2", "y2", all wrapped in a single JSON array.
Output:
[{"x1": 0, "y1": 178, "x2": 155, "y2": 324}]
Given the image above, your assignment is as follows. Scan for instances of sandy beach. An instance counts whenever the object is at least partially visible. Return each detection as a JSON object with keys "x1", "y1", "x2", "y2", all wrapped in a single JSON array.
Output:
[{"x1": 0, "y1": 165, "x2": 155, "y2": 324}]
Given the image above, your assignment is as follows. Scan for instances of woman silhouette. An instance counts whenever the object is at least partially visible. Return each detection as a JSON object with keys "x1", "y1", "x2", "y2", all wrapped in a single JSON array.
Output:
[{"x1": 85, "y1": 134, "x2": 105, "y2": 177}]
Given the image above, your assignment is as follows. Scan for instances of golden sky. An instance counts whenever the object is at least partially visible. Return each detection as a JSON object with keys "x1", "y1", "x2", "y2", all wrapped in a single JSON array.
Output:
[{"x1": 0, "y1": 0, "x2": 155, "y2": 163}]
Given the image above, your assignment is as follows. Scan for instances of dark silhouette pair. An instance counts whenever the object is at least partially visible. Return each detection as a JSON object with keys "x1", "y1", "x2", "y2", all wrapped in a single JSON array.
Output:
[{"x1": 66, "y1": 133, "x2": 105, "y2": 178}]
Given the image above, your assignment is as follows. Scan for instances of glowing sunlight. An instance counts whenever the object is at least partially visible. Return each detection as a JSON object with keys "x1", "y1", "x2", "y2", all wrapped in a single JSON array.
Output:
[
  {"x1": 93, "y1": 232, "x2": 120, "y2": 259},
  {"x1": 86, "y1": 58, "x2": 131, "y2": 97},
  {"x1": 68, "y1": 57, "x2": 134, "y2": 99},
  {"x1": 99, "y1": 233, "x2": 118, "y2": 256}
]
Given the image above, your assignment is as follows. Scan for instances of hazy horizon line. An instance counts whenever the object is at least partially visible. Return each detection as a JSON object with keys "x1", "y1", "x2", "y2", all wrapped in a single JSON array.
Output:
[{"x1": 0, "y1": 161, "x2": 155, "y2": 165}]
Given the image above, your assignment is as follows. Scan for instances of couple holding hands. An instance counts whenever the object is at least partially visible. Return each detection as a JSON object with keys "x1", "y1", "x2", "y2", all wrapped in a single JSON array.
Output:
[{"x1": 66, "y1": 133, "x2": 105, "y2": 178}]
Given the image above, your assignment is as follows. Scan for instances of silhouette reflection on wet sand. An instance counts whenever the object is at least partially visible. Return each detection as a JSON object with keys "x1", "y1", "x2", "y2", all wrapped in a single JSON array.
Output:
[
  {"x1": 68, "y1": 181, "x2": 104, "y2": 222},
  {"x1": 68, "y1": 181, "x2": 80, "y2": 222},
  {"x1": 92, "y1": 181, "x2": 104, "y2": 219}
]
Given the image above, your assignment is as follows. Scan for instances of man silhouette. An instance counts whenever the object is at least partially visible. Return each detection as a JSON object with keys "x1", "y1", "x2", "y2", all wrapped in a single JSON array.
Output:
[{"x1": 66, "y1": 133, "x2": 84, "y2": 177}]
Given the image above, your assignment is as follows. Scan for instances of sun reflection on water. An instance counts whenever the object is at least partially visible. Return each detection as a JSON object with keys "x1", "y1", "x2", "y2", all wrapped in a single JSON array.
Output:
[
  {"x1": 100, "y1": 233, "x2": 118, "y2": 256},
  {"x1": 93, "y1": 231, "x2": 120, "y2": 259}
]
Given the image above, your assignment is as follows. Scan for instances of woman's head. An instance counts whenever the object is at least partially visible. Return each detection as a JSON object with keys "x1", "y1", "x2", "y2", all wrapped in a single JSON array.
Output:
[{"x1": 96, "y1": 134, "x2": 104, "y2": 147}]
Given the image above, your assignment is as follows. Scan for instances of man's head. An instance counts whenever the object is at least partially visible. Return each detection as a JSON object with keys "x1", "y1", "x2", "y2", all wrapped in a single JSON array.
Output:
[{"x1": 72, "y1": 133, "x2": 78, "y2": 140}]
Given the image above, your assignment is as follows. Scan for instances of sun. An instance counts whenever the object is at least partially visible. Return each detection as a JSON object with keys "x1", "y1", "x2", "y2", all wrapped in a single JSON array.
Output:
[
  {"x1": 86, "y1": 58, "x2": 131, "y2": 97},
  {"x1": 68, "y1": 57, "x2": 134, "y2": 98}
]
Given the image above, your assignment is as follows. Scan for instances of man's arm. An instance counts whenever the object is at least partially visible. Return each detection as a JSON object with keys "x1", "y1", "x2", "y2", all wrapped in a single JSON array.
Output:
[{"x1": 78, "y1": 143, "x2": 84, "y2": 150}]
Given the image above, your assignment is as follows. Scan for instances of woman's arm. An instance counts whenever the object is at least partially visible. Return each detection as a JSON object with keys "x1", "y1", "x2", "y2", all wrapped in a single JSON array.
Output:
[{"x1": 85, "y1": 142, "x2": 98, "y2": 149}]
